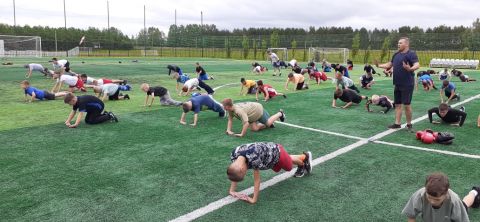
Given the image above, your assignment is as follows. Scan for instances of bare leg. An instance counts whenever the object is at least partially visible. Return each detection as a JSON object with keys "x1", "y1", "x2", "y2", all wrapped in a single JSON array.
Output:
[
  {"x1": 250, "y1": 122, "x2": 266, "y2": 131},
  {"x1": 54, "y1": 92, "x2": 69, "y2": 97},
  {"x1": 395, "y1": 104, "x2": 403, "y2": 125},
  {"x1": 266, "y1": 111, "x2": 283, "y2": 126},
  {"x1": 290, "y1": 154, "x2": 306, "y2": 166},
  {"x1": 405, "y1": 105, "x2": 412, "y2": 125},
  {"x1": 462, "y1": 190, "x2": 477, "y2": 208}
]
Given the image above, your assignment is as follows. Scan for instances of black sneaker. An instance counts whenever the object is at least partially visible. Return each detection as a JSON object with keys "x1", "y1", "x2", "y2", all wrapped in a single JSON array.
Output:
[
  {"x1": 472, "y1": 186, "x2": 480, "y2": 208},
  {"x1": 283, "y1": 94, "x2": 287, "y2": 99},
  {"x1": 293, "y1": 166, "x2": 306, "y2": 178},
  {"x1": 388, "y1": 123, "x2": 401, "y2": 129},
  {"x1": 303, "y1": 151, "x2": 312, "y2": 174},
  {"x1": 108, "y1": 112, "x2": 118, "y2": 122},
  {"x1": 279, "y1": 73, "x2": 282, "y2": 76},
  {"x1": 279, "y1": 109, "x2": 286, "y2": 122},
  {"x1": 459, "y1": 106, "x2": 465, "y2": 112},
  {"x1": 124, "y1": 94, "x2": 130, "y2": 100},
  {"x1": 406, "y1": 124, "x2": 414, "y2": 132}
]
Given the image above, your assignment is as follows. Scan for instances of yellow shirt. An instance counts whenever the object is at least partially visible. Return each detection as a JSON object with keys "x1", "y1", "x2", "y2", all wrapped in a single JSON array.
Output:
[{"x1": 243, "y1": 80, "x2": 256, "y2": 88}]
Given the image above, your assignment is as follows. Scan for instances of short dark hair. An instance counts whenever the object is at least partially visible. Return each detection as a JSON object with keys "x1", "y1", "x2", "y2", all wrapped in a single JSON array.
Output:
[
  {"x1": 334, "y1": 88, "x2": 343, "y2": 97},
  {"x1": 182, "y1": 102, "x2": 191, "y2": 113},
  {"x1": 227, "y1": 165, "x2": 244, "y2": 182},
  {"x1": 257, "y1": 80, "x2": 264, "y2": 86},
  {"x1": 222, "y1": 98, "x2": 233, "y2": 108},
  {"x1": 80, "y1": 74, "x2": 88, "y2": 78},
  {"x1": 64, "y1": 93, "x2": 76, "y2": 104},
  {"x1": 443, "y1": 80, "x2": 449, "y2": 86},
  {"x1": 24, "y1": 64, "x2": 29, "y2": 68},
  {"x1": 438, "y1": 103, "x2": 449, "y2": 111},
  {"x1": 65, "y1": 67, "x2": 70, "y2": 72},
  {"x1": 21, "y1": 80, "x2": 30, "y2": 85},
  {"x1": 240, "y1": 78, "x2": 245, "y2": 83},
  {"x1": 288, "y1": 73, "x2": 294, "y2": 78},
  {"x1": 425, "y1": 172, "x2": 449, "y2": 197},
  {"x1": 52, "y1": 57, "x2": 58, "y2": 61},
  {"x1": 399, "y1": 37, "x2": 410, "y2": 43}
]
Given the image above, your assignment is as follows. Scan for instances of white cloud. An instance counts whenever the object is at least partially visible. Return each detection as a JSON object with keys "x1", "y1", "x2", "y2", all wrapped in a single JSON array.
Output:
[{"x1": 0, "y1": 0, "x2": 478, "y2": 36}]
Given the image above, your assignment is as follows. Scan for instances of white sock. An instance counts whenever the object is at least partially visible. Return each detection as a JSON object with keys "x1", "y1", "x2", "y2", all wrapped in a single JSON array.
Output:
[{"x1": 470, "y1": 190, "x2": 478, "y2": 197}]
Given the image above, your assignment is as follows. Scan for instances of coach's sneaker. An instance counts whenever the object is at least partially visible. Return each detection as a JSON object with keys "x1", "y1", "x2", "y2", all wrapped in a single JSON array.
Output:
[
  {"x1": 293, "y1": 166, "x2": 306, "y2": 178},
  {"x1": 303, "y1": 151, "x2": 312, "y2": 174},
  {"x1": 387, "y1": 123, "x2": 401, "y2": 129},
  {"x1": 406, "y1": 124, "x2": 414, "y2": 133},
  {"x1": 279, "y1": 109, "x2": 286, "y2": 122},
  {"x1": 108, "y1": 112, "x2": 118, "y2": 122},
  {"x1": 472, "y1": 186, "x2": 480, "y2": 208},
  {"x1": 459, "y1": 106, "x2": 465, "y2": 112},
  {"x1": 124, "y1": 94, "x2": 130, "y2": 100}
]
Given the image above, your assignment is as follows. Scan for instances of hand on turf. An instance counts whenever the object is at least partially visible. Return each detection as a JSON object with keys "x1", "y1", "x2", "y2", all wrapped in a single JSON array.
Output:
[
  {"x1": 180, "y1": 121, "x2": 187, "y2": 125},
  {"x1": 226, "y1": 130, "x2": 234, "y2": 135},
  {"x1": 234, "y1": 134, "x2": 243, "y2": 137},
  {"x1": 190, "y1": 123, "x2": 196, "y2": 127},
  {"x1": 332, "y1": 105, "x2": 337, "y2": 108},
  {"x1": 68, "y1": 124, "x2": 77, "y2": 128},
  {"x1": 341, "y1": 106, "x2": 347, "y2": 109}
]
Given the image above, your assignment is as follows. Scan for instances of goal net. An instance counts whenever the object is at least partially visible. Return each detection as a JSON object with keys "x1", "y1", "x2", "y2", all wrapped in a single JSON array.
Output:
[
  {"x1": 308, "y1": 47, "x2": 349, "y2": 65},
  {"x1": 0, "y1": 35, "x2": 42, "y2": 57},
  {"x1": 267, "y1": 48, "x2": 288, "y2": 61}
]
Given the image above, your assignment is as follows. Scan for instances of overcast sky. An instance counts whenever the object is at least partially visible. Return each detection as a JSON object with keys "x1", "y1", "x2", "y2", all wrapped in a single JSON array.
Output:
[{"x1": 0, "y1": 0, "x2": 479, "y2": 37}]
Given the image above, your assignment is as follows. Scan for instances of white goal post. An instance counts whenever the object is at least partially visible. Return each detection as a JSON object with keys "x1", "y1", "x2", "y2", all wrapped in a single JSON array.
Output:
[
  {"x1": 0, "y1": 35, "x2": 42, "y2": 57},
  {"x1": 267, "y1": 48, "x2": 288, "y2": 61},
  {"x1": 308, "y1": 47, "x2": 349, "y2": 65}
]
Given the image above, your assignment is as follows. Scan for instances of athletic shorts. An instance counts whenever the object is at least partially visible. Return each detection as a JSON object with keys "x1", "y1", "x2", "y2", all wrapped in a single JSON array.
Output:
[
  {"x1": 108, "y1": 89, "x2": 120, "y2": 100},
  {"x1": 272, "y1": 62, "x2": 281, "y2": 68},
  {"x1": 254, "y1": 66, "x2": 262, "y2": 72},
  {"x1": 296, "y1": 81, "x2": 305, "y2": 90},
  {"x1": 64, "y1": 61, "x2": 70, "y2": 68},
  {"x1": 257, "y1": 109, "x2": 270, "y2": 125},
  {"x1": 247, "y1": 86, "x2": 257, "y2": 94},
  {"x1": 266, "y1": 88, "x2": 277, "y2": 98},
  {"x1": 69, "y1": 78, "x2": 85, "y2": 90},
  {"x1": 394, "y1": 85, "x2": 414, "y2": 105},
  {"x1": 272, "y1": 144, "x2": 293, "y2": 172},
  {"x1": 198, "y1": 73, "x2": 209, "y2": 80},
  {"x1": 43, "y1": 90, "x2": 56, "y2": 100},
  {"x1": 316, "y1": 72, "x2": 327, "y2": 81},
  {"x1": 102, "y1": 79, "x2": 113, "y2": 84}
]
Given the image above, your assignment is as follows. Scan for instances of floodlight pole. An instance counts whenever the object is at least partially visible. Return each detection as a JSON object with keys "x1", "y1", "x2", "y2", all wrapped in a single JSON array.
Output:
[
  {"x1": 13, "y1": 0, "x2": 16, "y2": 27},
  {"x1": 201, "y1": 11, "x2": 204, "y2": 57},
  {"x1": 64, "y1": 0, "x2": 68, "y2": 57},
  {"x1": 144, "y1": 4, "x2": 146, "y2": 57},
  {"x1": 174, "y1": 9, "x2": 177, "y2": 57},
  {"x1": 107, "y1": 0, "x2": 110, "y2": 56}
]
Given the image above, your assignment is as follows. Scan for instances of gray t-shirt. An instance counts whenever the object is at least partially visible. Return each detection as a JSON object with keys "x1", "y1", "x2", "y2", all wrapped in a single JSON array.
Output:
[
  {"x1": 29, "y1": 63, "x2": 44, "y2": 72},
  {"x1": 402, "y1": 187, "x2": 469, "y2": 222},
  {"x1": 102, "y1": 83, "x2": 119, "y2": 96}
]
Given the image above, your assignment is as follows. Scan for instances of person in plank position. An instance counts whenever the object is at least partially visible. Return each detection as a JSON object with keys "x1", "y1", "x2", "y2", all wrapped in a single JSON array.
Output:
[
  {"x1": 332, "y1": 88, "x2": 367, "y2": 109},
  {"x1": 92, "y1": 84, "x2": 131, "y2": 101},
  {"x1": 222, "y1": 99, "x2": 285, "y2": 137},
  {"x1": 24, "y1": 63, "x2": 49, "y2": 78},
  {"x1": 51, "y1": 73, "x2": 86, "y2": 93},
  {"x1": 428, "y1": 103, "x2": 467, "y2": 127},
  {"x1": 366, "y1": 94, "x2": 394, "y2": 114},
  {"x1": 402, "y1": 172, "x2": 479, "y2": 222},
  {"x1": 256, "y1": 80, "x2": 286, "y2": 102},
  {"x1": 180, "y1": 94, "x2": 225, "y2": 127},
  {"x1": 63, "y1": 93, "x2": 118, "y2": 128},
  {"x1": 181, "y1": 78, "x2": 215, "y2": 96},
  {"x1": 285, "y1": 73, "x2": 308, "y2": 91},
  {"x1": 141, "y1": 83, "x2": 182, "y2": 107},
  {"x1": 227, "y1": 142, "x2": 313, "y2": 204},
  {"x1": 240, "y1": 78, "x2": 257, "y2": 95},
  {"x1": 20, "y1": 80, "x2": 68, "y2": 102}
]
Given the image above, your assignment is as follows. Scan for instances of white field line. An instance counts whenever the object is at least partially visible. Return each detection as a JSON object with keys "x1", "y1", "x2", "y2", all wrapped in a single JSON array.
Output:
[
  {"x1": 275, "y1": 122, "x2": 366, "y2": 141},
  {"x1": 213, "y1": 83, "x2": 238, "y2": 91},
  {"x1": 374, "y1": 140, "x2": 480, "y2": 159},
  {"x1": 169, "y1": 93, "x2": 480, "y2": 222}
]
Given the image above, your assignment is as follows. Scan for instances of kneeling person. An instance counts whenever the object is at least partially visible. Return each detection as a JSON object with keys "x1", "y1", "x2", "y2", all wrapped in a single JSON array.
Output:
[
  {"x1": 93, "y1": 83, "x2": 131, "y2": 101},
  {"x1": 63, "y1": 93, "x2": 117, "y2": 128},
  {"x1": 285, "y1": 73, "x2": 308, "y2": 91},
  {"x1": 366, "y1": 94, "x2": 394, "y2": 114},
  {"x1": 227, "y1": 142, "x2": 312, "y2": 204},
  {"x1": 332, "y1": 88, "x2": 367, "y2": 109},
  {"x1": 428, "y1": 103, "x2": 467, "y2": 127},
  {"x1": 180, "y1": 94, "x2": 225, "y2": 127}
]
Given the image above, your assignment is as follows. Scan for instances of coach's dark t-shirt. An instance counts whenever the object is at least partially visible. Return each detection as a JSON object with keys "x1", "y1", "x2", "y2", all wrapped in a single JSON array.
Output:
[
  {"x1": 334, "y1": 89, "x2": 362, "y2": 104},
  {"x1": 391, "y1": 50, "x2": 418, "y2": 87},
  {"x1": 73, "y1": 95, "x2": 104, "y2": 113},
  {"x1": 147, "y1": 86, "x2": 168, "y2": 97}
]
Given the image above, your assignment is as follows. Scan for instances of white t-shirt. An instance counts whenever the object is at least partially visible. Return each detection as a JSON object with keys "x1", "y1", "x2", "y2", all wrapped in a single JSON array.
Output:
[
  {"x1": 289, "y1": 59, "x2": 297, "y2": 67},
  {"x1": 254, "y1": 66, "x2": 262, "y2": 72},
  {"x1": 53, "y1": 60, "x2": 68, "y2": 69},
  {"x1": 86, "y1": 77, "x2": 96, "y2": 85},
  {"x1": 102, "y1": 83, "x2": 119, "y2": 96},
  {"x1": 29, "y1": 63, "x2": 44, "y2": 72},
  {"x1": 58, "y1": 74, "x2": 78, "y2": 86},
  {"x1": 184, "y1": 78, "x2": 199, "y2": 89},
  {"x1": 269, "y1": 53, "x2": 279, "y2": 63}
]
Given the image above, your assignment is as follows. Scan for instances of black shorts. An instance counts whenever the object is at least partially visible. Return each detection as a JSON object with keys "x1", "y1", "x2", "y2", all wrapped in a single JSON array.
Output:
[
  {"x1": 108, "y1": 89, "x2": 120, "y2": 100},
  {"x1": 273, "y1": 62, "x2": 281, "y2": 68},
  {"x1": 43, "y1": 90, "x2": 56, "y2": 100},
  {"x1": 296, "y1": 81, "x2": 305, "y2": 90},
  {"x1": 64, "y1": 61, "x2": 70, "y2": 68},
  {"x1": 394, "y1": 85, "x2": 414, "y2": 105}
]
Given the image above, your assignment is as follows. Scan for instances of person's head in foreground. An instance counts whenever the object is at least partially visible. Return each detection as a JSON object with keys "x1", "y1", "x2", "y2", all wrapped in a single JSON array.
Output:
[
  {"x1": 240, "y1": 78, "x2": 246, "y2": 85},
  {"x1": 443, "y1": 80, "x2": 450, "y2": 88},
  {"x1": 140, "y1": 83, "x2": 150, "y2": 92},
  {"x1": 64, "y1": 93, "x2": 77, "y2": 106},
  {"x1": 424, "y1": 172, "x2": 450, "y2": 207},
  {"x1": 335, "y1": 71, "x2": 343, "y2": 80},
  {"x1": 334, "y1": 88, "x2": 343, "y2": 98},
  {"x1": 438, "y1": 103, "x2": 450, "y2": 117},
  {"x1": 371, "y1": 94, "x2": 380, "y2": 105},
  {"x1": 20, "y1": 80, "x2": 30, "y2": 89},
  {"x1": 227, "y1": 156, "x2": 248, "y2": 182},
  {"x1": 397, "y1": 37, "x2": 410, "y2": 52},
  {"x1": 92, "y1": 86, "x2": 102, "y2": 94},
  {"x1": 80, "y1": 74, "x2": 88, "y2": 82},
  {"x1": 182, "y1": 101, "x2": 192, "y2": 113},
  {"x1": 288, "y1": 72, "x2": 294, "y2": 80},
  {"x1": 222, "y1": 98, "x2": 234, "y2": 112}
]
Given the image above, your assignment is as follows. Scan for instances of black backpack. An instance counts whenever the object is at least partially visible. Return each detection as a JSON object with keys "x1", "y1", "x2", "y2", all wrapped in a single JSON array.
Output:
[{"x1": 436, "y1": 132, "x2": 455, "y2": 145}]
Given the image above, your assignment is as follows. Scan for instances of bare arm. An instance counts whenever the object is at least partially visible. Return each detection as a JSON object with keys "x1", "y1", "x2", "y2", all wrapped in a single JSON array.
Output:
[
  {"x1": 332, "y1": 99, "x2": 337, "y2": 108},
  {"x1": 440, "y1": 90, "x2": 444, "y2": 103},
  {"x1": 245, "y1": 170, "x2": 261, "y2": 204},
  {"x1": 235, "y1": 122, "x2": 249, "y2": 137},
  {"x1": 26, "y1": 68, "x2": 33, "y2": 78},
  {"x1": 342, "y1": 102, "x2": 353, "y2": 109},
  {"x1": 226, "y1": 115, "x2": 234, "y2": 135},
  {"x1": 101, "y1": 93, "x2": 108, "y2": 102},
  {"x1": 144, "y1": 95, "x2": 150, "y2": 106},
  {"x1": 65, "y1": 110, "x2": 76, "y2": 126},
  {"x1": 447, "y1": 90, "x2": 456, "y2": 103},
  {"x1": 229, "y1": 181, "x2": 238, "y2": 195},
  {"x1": 180, "y1": 112, "x2": 187, "y2": 125},
  {"x1": 264, "y1": 92, "x2": 270, "y2": 102},
  {"x1": 30, "y1": 92, "x2": 36, "y2": 102},
  {"x1": 284, "y1": 79, "x2": 290, "y2": 90},
  {"x1": 70, "y1": 112, "x2": 84, "y2": 128},
  {"x1": 407, "y1": 218, "x2": 415, "y2": 222},
  {"x1": 190, "y1": 113, "x2": 198, "y2": 126},
  {"x1": 375, "y1": 61, "x2": 393, "y2": 69}
]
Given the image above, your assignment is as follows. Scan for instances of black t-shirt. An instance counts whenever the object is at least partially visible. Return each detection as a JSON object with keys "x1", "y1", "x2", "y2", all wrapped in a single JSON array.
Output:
[
  {"x1": 364, "y1": 65, "x2": 376, "y2": 74},
  {"x1": 391, "y1": 50, "x2": 418, "y2": 86},
  {"x1": 428, "y1": 107, "x2": 467, "y2": 126},
  {"x1": 147, "y1": 86, "x2": 168, "y2": 97},
  {"x1": 252, "y1": 62, "x2": 260, "y2": 67},
  {"x1": 196, "y1": 66, "x2": 206, "y2": 75},
  {"x1": 361, "y1": 75, "x2": 374, "y2": 83},
  {"x1": 378, "y1": 97, "x2": 393, "y2": 109},
  {"x1": 292, "y1": 66, "x2": 302, "y2": 74},
  {"x1": 334, "y1": 89, "x2": 362, "y2": 104},
  {"x1": 73, "y1": 95, "x2": 104, "y2": 113},
  {"x1": 336, "y1": 65, "x2": 347, "y2": 73}
]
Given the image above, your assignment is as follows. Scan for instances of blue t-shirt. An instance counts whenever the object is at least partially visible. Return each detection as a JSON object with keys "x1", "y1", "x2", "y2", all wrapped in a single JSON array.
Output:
[
  {"x1": 177, "y1": 74, "x2": 190, "y2": 83},
  {"x1": 391, "y1": 50, "x2": 419, "y2": 86},
  {"x1": 190, "y1": 95, "x2": 215, "y2": 113},
  {"x1": 418, "y1": 74, "x2": 432, "y2": 83},
  {"x1": 442, "y1": 82, "x2": 456, "y2": 92},
  {"x1": 24, "y1": 86, "x2": 45, "y2": 100}
]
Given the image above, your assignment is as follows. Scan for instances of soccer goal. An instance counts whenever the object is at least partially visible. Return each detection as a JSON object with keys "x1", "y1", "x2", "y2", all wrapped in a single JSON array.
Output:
[
  {"x1": 0, "y1": 35, "x2": 42, "y2": 57},
  {"x1": 267, "y1": 48, "x2": 288, "y2": 61},
  {"x1": 308, "y1": 47, "x2": 349, "y2": 65}
]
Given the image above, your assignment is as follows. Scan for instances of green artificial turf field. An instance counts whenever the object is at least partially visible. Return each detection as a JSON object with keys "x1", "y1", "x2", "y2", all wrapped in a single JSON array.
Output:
[{"x1": 0, "y1": 57, "x2": 479, "y2": 221}]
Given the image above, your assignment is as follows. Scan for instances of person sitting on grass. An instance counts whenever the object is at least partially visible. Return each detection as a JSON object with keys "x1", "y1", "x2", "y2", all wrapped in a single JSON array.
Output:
[
  {"x1": 180, "y1": 94, "x2": 225, "y2": 127},
  {"x1": 227, "y1": 142, "x2": 312, "y2": 204},
  {"x1": 440, "y1": 80, "x2": 460, "y2": 104},
  {"x1": 222, "y1": 98, "x2": 285, "y2": 137},
  {"x1": 438, "y1": 68, "x2": 451, "y2": 81},
  {"x1": 285, "y1": 72, "x2": 308, "y2": 91},
  {"x1": 51, "y1": 73, "x2": 86, "y2": 93},
  {"x1": 80, "y1": 74, "x2": 127, "y2": 86},
  {"x1": 240, "y1": 78, "x2": 257, "y2": 95},
  {"x1": 63, "y1": 93, "x2": 118, "y2": 128},
  {"x1": 92, "y1": 83, "x2": 131, "y2": 102},
  {"x1": 140, "y1": 83, "x2": 182, "y2": 107},
  {"x1": 366, "y1": 94, "x2": 394, "y2": 114},
  {"x1": 251, "y1": 62, "x2": 268, "y2": 75},
  {"x1": 359, "y1": 73, "x2": 375, "y2": 90},
  {"x1": 428, "y1": 103, "x2": 467, "y2": 127},
  {"x1": 167, "y1": 64, "x2": 183, "y2": 76},
  {"x1": 256, "y1": 80, "x2": 286, "y2": 102},
  {"x1": 332, "y1": 88, "x2": 367, "y2": 109},
  {"x1": 334, "y1": 71, "x2": 360, "y2": 93},
  {"x1": 195, "y1": 62, "x2": 214, "y2": 80},
  {"x1": 24, "y1": 63, "x2": 49, "y2": 78},
  {"x1": 20, "y1": 80, "x2": 68, "y2": 102},
  {"x1": 180, "y1": 78, "x2": 215, "y2": 96},
  {"x1": 416, "y1": 72, "x2": 437, "y2": 91},
  {"x1": 402, "y1": 172, "x2": 479, "y2": 222}
]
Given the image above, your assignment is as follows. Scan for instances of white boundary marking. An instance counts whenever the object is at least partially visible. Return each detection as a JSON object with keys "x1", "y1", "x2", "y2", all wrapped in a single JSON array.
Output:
[
  {"x1": 374, "y1": 140, "x2": 480, "y2": 159},
  {"x1": 213, "y1": 83, "x2": 238, "y2": 91},
  {"x1": 276, "y1": 122, "x2": 366, "y2": 140},
  {"x1": 170, "y1": 93, "x2": 480, "y2": 222}
]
